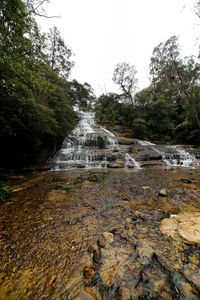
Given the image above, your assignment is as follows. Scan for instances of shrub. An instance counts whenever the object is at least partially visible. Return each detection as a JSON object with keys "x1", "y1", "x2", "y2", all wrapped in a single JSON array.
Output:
[
  {"x1": 89, "y1": 173, "x2": 105, "y2": 183},
  {"x1": 0, "y1": 183, "x2": 10, "y2": 202}
]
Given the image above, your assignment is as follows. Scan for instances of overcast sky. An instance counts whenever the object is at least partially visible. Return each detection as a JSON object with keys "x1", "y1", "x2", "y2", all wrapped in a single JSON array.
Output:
[{"x1": 37, "y1": 0, "x2": 200, "y2": 96}]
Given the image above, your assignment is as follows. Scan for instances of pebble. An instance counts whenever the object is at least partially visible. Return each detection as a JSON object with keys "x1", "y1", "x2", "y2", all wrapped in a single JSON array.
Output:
[
  {"x1": 103, "y1": 232, "x2": 114, "y2": 243},
  {"x1": 159, "y1": 189, "x2": 167, "y2": 197}
]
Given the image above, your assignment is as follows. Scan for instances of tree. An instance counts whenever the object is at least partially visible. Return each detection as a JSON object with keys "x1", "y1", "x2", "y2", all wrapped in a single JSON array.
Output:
[
  {"x1": 150, "y1": 36, "x2": 200, "y2": 128},
  {"x1": 95, "y1": 93, "x2": 123, "y2": 125},
  {"x1": 0, "y1": 0, "x2": 76, "y2": 169},
  {"x1": 46, "y1": 26, "x2": 74, "y2": 77},
  {"x1": 195, "y1": 0, "x2": 200, "y2": 17},
  {"x1": 112, "y1": 62, "x2": 138, "y2": 104},
  {"x1": 150, "y1": 36, "x2": 180, "y2": 85},
  {"x1": 65, "y1": 80, "x2": 96, "y2": 110},
  {"x1": 24, "y1": 0, "x2": 58, "y2": 18}
]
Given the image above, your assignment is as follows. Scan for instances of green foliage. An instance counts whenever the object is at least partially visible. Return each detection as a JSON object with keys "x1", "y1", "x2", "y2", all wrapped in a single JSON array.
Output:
[
  {"x1": 95, "y1": 93, "x2": 124, "y2": 125},
  {"x1": 160, "y1": 213, "x2": 170, "y2": 220},
  {"x1": 66, "y1": 80, "x2": 96, "y2": 110},
  {"x1": 95, "y1": 76, "x2": 200, "y2": 143},
  {"x1": 46, "y1": 26, "x2": 74, "y2": 77},
  {"x1": 0, "y1": 183, "x2": 10, "y2": 202},
  {"x1": 131, "y1": 118, "x2": 147, "y2": 139},
  {"x1": 128, "y1": 147, "x2": 133, "y2": 153},
  {"x1": 89, "y1": 173, "x2": 105, "y2": 183},
  {"x1": 0, "y1": 0, "x2": 80, "y2": 169},
  {"x1": 113, "y1": 62, "x2": 138, "y2": 103},
  {"x1": 97, "y1": 136, "x2": 107, "y2": 149},
  {"x1": 53, "y1": 184, "x2": 75, "y2": 191}
]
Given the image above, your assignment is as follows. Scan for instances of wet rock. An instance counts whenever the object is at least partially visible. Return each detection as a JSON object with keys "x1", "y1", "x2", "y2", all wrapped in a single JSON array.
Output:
[
  {"x1": 173, "y1": 211, "x2": 200, "y2": 223},
  {"x1": 137, "y1": 245, "x2": 154, "y2": 265},
  {"x1": 125, "y1": 217, "x2": 132, "y2": 223},
  {"x1": 88, "y1": 245, "x2": 96, "y2": 253},
  {"x1": 180, "y1": 178, "x2": 192, "y2": 184},
  {"x1": 136, "y1": 225, "x2": 148, "y2": 234},
  {"x1": 161, "y1": 198, "x2": 179, "y2": 214},
  {"x1": 83, "y1": 267, "x2": 95, "y2": 282},
  {"x1": 148, "y1": 151, "x2": 162, "y2": 160},
  {"x1": 160, "y1": 211, "x2": 200, "y2": 243},
  {"x1": 99, "y1": 264, "x2": 118, "y2": 286},
  {"x1": 97, "y1": 238, "x2": 106, "y2": 248},
  {"x1": 118, "y1": 287, "x2": 131, "y2": 299},
  {"x1": 138, "y1": 151, "x2": 162, "y2": 161},
  {"x1": 103, "y1": 232, "x2": 114, "y2": 243},
  {"x1": 173, "y1": 272, "x2": 199, "y2": 300},
  {"x1": 159, "y1": 189, "x2": 167, "y2": 197},
  {"x1": 10, "y1": 175, "x2": 25, "y2": 180},
  {"x1": 93, "y1": 248, "x2": 101, "y2": 264},
  {"x1": 183, "y1": 265, "x2": 200, "y2": 290},
  {"x1": 75, "y1": 290, "x2": 96, "y2": 300},
  {"x1": 159, "y1": 217, "x2": 178, "y2": 237},
  {"x1": 131, "y1": 286, "x2": 142, "y2": 298},
  {"x1": 84, "y1": 287, "x2": 101, "y2": 300},
  {"x1": 107, "y1": 160, "x2": 124, "y2": 168},
  {"x1": 117, "y1": 137, "x2": 136, "y2": 145},
  {"x1": 142, "y1": 186, "x2": 150, "y2": 190},
  {"x1": 177, "y1": 222, "x2": 200, "y2": 243}
]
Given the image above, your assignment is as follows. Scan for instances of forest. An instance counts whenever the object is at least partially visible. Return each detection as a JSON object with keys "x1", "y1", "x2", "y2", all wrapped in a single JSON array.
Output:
[
  {"x1": 95, "y1": 37, "x2": 200, "y2": 144},
  {"x1": 1, "y1": 0, "x2": 200, "y2": 170}
]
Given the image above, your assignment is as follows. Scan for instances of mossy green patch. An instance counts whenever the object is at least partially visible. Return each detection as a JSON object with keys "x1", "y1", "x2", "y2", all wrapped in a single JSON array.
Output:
[
  {"x1": 160, "y1": 213, "x2": 170, "y2": 220},
  {"x1": 89, "y1": 173, "x2": 105, "y2": 183},
  {"x1": 53, "y1": 184, "x2": 75, "y2": 192}
]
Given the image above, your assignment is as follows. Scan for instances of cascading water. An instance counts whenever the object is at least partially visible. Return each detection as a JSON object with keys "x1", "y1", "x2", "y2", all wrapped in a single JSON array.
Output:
[
  {"x1": 51, "y1": 111, "x2": 120, "y2": 170},
  {"x1": 137, "y1": 140, "x2": 155, "y2": 146},
  {"x1": 156, "y1": 145, "x2": 198, "y2": 168},
  {"x1": 51, "y1": 111, "x2": 199, "y2": 170},
  {"x1": 138, "y1": 141, "x2": 200, "y2": 168},
  {"x1": 124, "y1": 153, "x2": 141, "y2": 169}
]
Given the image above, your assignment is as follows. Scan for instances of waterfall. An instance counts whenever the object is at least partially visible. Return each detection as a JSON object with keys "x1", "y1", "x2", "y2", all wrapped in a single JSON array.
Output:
[
  {"x1": 51, "y1": 112, "x2": 121, "y2": 170},
  {"x1": 124, "y1": 153, "x2": 141, "y2": 169},
  {"x1": 158, "y1": 145, "x2": 198, "y2": 168},
  {"x1": 51, "y1": 112, "x2": 199, "y2": 170},
  {"x1": 139, "y1": 142, "x2": 199, "y2": 168}
]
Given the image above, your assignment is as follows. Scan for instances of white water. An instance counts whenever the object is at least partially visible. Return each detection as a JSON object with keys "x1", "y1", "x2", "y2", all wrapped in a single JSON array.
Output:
[
  {"x1": 148, "y1": 144, "x2": 198, "y2": 168},
  {"x1": 137, "y1": 140, "x2": 155, "y2": 146},
  {"x1": 124, "y1": 153, "x2": 141, "y2": 169},
  {"x1": 159, "y1": 145, "x2": 197, "y2": 168},
  {"x1": 51, "y1": 112, "x2": 199, "y2": 170},
  {"x1": 51, "y1": 111, "x2": 132, "y2": 170}
]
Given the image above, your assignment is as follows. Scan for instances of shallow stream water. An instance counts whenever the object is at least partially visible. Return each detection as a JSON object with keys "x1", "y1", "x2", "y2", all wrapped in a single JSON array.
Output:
[{"x1": 0, "y1": 167, "x2": 200, "y2": 299}]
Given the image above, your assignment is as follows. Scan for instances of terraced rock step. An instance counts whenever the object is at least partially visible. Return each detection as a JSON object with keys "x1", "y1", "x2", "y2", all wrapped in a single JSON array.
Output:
[{"x1": 51, "y1": 111, "x2": 200, "y2": 170}]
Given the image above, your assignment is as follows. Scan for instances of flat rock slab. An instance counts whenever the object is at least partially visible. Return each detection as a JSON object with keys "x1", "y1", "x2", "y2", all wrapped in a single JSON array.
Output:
[{"x1": 160, "y1": 211, "x2": 200, "y2": 243}]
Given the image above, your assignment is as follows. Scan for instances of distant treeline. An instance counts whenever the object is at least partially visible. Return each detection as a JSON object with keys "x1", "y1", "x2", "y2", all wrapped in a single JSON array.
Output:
[{"x1": 95, "y1": 36, "x2": 200, "y2": 144}]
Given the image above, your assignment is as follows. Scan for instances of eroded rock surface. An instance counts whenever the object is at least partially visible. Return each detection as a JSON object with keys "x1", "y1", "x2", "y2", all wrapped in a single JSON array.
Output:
[
  {"x1": 0, "y1": 168, "x2": 200, "y2": 299},
  {"x1": 160, "y1": 211, "x2": 200, "y2": 243}
]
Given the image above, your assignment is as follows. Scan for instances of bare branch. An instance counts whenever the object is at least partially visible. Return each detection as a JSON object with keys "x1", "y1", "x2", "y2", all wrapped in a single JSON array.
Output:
[
  {"x1": 25, "y1": 0, "x2": 60, "y2": 18},
  {"x1": 32, "y1": 12, "x2": 60, "y2": 18}
]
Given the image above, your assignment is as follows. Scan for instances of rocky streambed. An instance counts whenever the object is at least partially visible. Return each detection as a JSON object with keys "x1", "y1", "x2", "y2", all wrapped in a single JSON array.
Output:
[{"x1": 0, "y1": 167, "x2": 200, "y2": 299}]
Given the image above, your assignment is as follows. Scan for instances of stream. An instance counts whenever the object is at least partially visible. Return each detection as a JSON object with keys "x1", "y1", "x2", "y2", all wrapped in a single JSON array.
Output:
[{"x1": 0, "y1": 112, "x2": 200, "y2": 299}]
